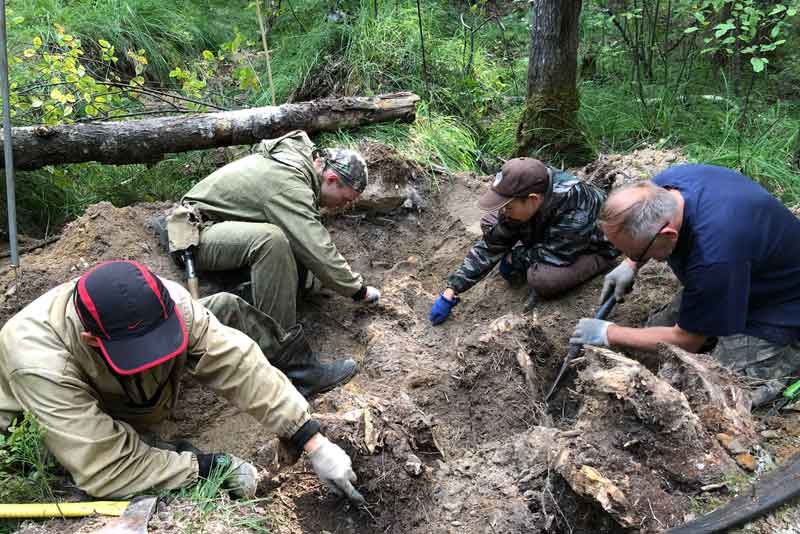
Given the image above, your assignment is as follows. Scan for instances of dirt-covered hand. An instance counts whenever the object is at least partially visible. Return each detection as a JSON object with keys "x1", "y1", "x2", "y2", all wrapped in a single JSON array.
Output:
[
  {"x1": 600, "y1": 261, "x2": 636, "y2": 304},
  {"x1": 570, "y1": 318, "x2": 612, "y2": 347},
  {"x1": 308, "y1": 436, "x2": 365, "y2": 504},
  {"x1": 197, "y1": 453, "x2": 258, "y2": 499},
  {"x1": 429, "y1": 293, "x2": 458, "y2": 325}
]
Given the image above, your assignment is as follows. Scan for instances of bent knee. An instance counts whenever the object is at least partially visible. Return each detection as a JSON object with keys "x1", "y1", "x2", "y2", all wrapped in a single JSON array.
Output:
[{"x1": 250, "y1": 226, "x2": 292, "y2": 261}]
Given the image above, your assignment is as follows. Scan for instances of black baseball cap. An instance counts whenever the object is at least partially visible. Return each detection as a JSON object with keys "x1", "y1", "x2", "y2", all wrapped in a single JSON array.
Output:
[
  {"x1": 478, "y1": 157, "x2": 550, "y2": 211},
  {"x1": 73, "y1": 260, "x2": 188, "y2": 375}
]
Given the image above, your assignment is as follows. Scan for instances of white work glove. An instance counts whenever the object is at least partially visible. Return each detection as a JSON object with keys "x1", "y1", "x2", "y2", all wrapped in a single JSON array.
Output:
[
  {"x1": 570, "y1": 318, "x2": 612, "y2": 347},
  {"x1": 362, "y1": 286, "x2": 381, "y2": 304},
  {"x1": 600, "y1": 262, "x2": 637, "y2": 304},
  {"x1": 226, "y1": 455, "x2": 258, "y2": 499},
  {"x1": 308, "y1": 436, "x2": 366, "y2": 504}
]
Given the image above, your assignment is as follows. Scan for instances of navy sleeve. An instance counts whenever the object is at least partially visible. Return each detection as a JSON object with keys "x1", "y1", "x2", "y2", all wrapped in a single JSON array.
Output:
[{"x1": 677, "y1": 262, "x2": 751, "y2": 337}]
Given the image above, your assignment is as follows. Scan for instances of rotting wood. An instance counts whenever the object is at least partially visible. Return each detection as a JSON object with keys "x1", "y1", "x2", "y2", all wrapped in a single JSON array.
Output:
[{"x1": 0, "y1": 92, "x2": 420, "y2": 170}]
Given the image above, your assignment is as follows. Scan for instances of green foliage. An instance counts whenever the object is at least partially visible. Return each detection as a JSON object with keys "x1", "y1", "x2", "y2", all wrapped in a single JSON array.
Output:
[
  {"x1": 2, "y1": 0, "x2": 799, "y2": 232},
  {"x1": 686, "y1": 0, "x2": 799, "y2": 74},
  {"x1": 0, "y1": 413, "x2": 55, "y2": 503}
]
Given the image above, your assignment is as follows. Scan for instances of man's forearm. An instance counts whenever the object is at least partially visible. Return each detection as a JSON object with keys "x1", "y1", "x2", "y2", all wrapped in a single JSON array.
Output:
[{"x1": 607, "y1": 324, "x2": 706, "y2": 353}]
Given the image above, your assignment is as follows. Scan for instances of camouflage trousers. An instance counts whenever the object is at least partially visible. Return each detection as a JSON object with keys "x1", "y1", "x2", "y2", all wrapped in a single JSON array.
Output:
[
  {"x1": 647, "y1": 291, "x2": 800, "y2": 407},
  {"x1": 194, "y1": 222, "x2": 299, "y2": 329}
]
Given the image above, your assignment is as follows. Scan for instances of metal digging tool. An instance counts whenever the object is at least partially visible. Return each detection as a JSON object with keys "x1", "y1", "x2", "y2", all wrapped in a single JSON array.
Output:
[
  {"x1": 545, "y1": 296, "x2": 617, "y2": 402},
  {"x1": 96, "y1": 496, "x2": 158, "y2": 534}
]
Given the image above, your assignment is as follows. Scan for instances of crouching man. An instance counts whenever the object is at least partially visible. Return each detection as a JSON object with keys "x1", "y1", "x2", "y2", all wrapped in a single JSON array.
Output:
[
  {"x1": 0, "y1": 260, "x2": 364, "y2": 501},
  {"x1": 570, "y1": 165, "x2": 800, "y2": 407},
  {"x1": 429, "y1": 157, "x2": 619, "y2": 325},
  {"x1": 177, "y1": 130, "x2": 381, "y2": 332}
]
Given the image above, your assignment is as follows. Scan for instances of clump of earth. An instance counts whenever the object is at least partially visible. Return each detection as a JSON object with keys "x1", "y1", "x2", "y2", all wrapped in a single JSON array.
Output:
[{"x1": 2, "y1": 144, "x2": 799, "y2": 534}]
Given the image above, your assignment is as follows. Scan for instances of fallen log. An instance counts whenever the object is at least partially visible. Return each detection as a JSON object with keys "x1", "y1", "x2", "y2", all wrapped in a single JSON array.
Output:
[
  {"x1": 665, "y1": 452, "x2": 800, "y2": 534},
  {"x1": 1, "y1": 92, "x2": 420, "y2": 170}
]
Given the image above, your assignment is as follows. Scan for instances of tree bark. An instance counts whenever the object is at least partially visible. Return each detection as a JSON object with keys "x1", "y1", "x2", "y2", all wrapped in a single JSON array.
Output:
[
  {"x1": 516, "y1": 0, "x2": 592, "y2": 165},
  {"x1": 1, "y1": 92, "x2": 420, "y2": 170}
]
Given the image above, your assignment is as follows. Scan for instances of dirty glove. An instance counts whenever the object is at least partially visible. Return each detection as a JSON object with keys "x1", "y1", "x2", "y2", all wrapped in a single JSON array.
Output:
[
  {"x1": 429, "y1": 293, "x2": 458, "y2": 325},
  {"x1": 307, "y1": 436, "x2": 365, "y2": 504},
  {"x1": 600, "y1": 262, "x2": 636, "y2": 304},
  {"x1": 197, "y1": 453, "x2": 258, "y2": 499},
  {"x1": 570, "y1": 318, "x2": 612, "y2": 347},
  {"x1": 353, "y1": 285, "x2": 381, "y2": 304},
  {"x1": 363, "y1": 286, "x2": 381, "y2": 303}
]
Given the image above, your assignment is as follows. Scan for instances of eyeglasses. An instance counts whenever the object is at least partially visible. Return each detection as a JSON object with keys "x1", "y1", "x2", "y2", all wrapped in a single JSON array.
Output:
[{"x1": 632, "y1": 222, "x2": 668, "y2": 264}]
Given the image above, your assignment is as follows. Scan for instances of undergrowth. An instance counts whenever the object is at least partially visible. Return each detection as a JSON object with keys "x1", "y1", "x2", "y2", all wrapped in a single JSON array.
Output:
[
  {"x1": 167, "y1": 460, "x2": 272, "y2": 534},
  {"x1": 0, "y1": 413, "x2": 55, "y2": 503},
  {"x1": 2, "y1": 0, "x2": 799, "y2": 236}
]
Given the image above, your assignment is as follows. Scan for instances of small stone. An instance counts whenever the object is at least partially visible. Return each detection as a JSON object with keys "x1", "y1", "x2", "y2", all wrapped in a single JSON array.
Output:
[
  {"x1": 404, "y1": 453, "x2": 423, "y2": 476},
  {"x1": 760, "y1": 430, "x2": 782, "y2": 439},
  {"x1": 451, "y1": 521, "x2": 463, "y2": 527},
  {"x1": 157, "y1": 512, "x2": 170, "y2": 522},
  {"x1": 735, "y1": 453, "x2": 757, "y2": 471}
]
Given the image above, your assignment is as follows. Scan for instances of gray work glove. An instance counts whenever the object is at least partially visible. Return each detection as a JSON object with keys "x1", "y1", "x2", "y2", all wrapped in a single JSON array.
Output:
[
  {"x1": 570, "y1": 318, "x2": 612, "y2": 347},
  {"x1": 197, "y1": 453, "x2": 258, "y2": 499},
  {"x1": 308, "y1": 436, "x2": 366, "y2": 504},
  {"x1": 600, "y1": 262, "x2": 636, "y2": 304},
  {"x1": 362, "y1": 286, "x2": 381, "y2": 304}
]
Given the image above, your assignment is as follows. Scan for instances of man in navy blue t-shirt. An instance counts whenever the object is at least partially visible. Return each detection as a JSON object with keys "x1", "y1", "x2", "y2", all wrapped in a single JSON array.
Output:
[{"x1": 570, "y1": 164, "x2": 800, "y2": 406}]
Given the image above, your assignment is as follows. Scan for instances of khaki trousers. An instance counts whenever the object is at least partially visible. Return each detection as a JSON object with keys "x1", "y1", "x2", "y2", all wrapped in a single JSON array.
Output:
[
  {"x1": 200, "y1": 292, "x2": 289, "y2": 361},
  {"x1": 195, "y1": 222, "x2": 299, "y2": 329}
]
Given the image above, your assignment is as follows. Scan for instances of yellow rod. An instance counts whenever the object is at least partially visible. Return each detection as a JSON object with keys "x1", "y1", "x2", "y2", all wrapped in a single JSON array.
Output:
[{"x1": 0, "y1": 501, "x2": 129, "y2": 518}]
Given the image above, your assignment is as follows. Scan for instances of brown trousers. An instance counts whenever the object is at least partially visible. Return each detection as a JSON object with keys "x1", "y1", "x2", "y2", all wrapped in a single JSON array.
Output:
[{"x1": 526, "y1": 254, "x2": 615, "y2": 299}]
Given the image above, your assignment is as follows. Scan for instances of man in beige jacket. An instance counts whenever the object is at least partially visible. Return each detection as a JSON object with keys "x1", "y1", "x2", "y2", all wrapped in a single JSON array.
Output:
[{"x1": 0, "y1": 260, "x2": 363, "y2": 501}]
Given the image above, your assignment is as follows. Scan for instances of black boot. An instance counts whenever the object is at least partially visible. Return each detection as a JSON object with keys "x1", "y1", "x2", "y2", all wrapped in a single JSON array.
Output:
[{"x1": 271, "y1": 325, "x2": 358, "y2": 399}]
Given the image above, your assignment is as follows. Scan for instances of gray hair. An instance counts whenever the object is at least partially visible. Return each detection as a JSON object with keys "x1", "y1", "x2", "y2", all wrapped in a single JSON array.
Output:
[{"x1": 600, "y1": 181, "x2": 678, "y2": 241}]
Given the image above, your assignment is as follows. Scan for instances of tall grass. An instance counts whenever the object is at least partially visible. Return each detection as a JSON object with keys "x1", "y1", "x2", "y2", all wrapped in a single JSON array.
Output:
[
  {"x1": 10, "y1": 0, "x2": 255, "y2": 81},
  {"x1": 3, "y1": 0, "x2": 798, "y2": 236}
]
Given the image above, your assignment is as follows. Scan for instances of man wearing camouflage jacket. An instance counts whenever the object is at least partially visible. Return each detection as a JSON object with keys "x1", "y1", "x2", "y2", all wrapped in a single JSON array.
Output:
[
  {"x1": 430, "y1": 158, "x2": 619, "y2": 325},
  {"x1": 180, "y1": 130, "x2": 381, "y2": 331},
  {"x1": 0, "y1": 261, "x2": 364, "y2": 501}
]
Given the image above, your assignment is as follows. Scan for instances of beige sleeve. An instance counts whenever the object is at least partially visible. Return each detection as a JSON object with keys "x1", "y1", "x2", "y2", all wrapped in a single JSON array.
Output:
[
  {"x1": 8, "y1": 367, "x2": 198, "y2": 498},
  {"x1": 265, "y1": 186, "x2": 363, "y2": 297},
  {"x1": 184, "y1": 296, "x2": 311, "y2": 438}
]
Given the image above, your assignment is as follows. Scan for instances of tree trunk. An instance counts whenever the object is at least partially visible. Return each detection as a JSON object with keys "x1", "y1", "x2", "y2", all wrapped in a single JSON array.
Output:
[
  {"x1": 0, "y1": 93, "x2": 419, "y2": 170},
  {"x1": 516, "y1": 0, "x2": 592, "y2": 165}
]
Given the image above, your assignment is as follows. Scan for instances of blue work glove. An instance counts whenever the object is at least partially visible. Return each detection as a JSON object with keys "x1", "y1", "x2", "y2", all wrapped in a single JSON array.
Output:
[
  {"x1": 570, "y1": 318, "x2": 612, "y2": 347},
  {"x1": 429, "y1": 293, "x2": 458, "y2": 325},
  {"x1": 498, "y1": 254, "x2": 515, "y2": 283}
]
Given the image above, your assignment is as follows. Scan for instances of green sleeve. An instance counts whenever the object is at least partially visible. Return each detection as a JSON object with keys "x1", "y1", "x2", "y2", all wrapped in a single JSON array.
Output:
[{"x1": 264, "y1": 186, "x2": 364, "y2": 297}]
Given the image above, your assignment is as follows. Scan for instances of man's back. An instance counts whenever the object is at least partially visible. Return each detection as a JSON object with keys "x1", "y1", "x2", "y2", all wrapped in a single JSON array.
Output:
[
  {"x1": 653, "y1": 164, "x2": 800, "y2": 343},
  {"x1": 182, "y1": 131, "x2": 319, "y2": 223}
]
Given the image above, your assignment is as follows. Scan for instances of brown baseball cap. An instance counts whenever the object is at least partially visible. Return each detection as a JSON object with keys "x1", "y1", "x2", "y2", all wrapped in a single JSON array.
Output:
[{"x1": 478, "y1": 158, "x2": 550, "y2": 211}]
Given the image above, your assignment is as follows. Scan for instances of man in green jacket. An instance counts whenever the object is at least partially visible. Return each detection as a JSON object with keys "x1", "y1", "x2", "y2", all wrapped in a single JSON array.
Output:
[
  {"x1": 181, "y1": 130, "x2": 381, "y2": 332},
  {"x1": 0, "y1": 260, "x2": 364, "y2": 501}
]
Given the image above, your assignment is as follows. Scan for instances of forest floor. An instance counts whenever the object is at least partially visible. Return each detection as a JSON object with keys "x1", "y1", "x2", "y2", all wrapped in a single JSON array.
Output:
[{"x1": 1, "y1": 146, "x2": 799, "y2": 534}]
